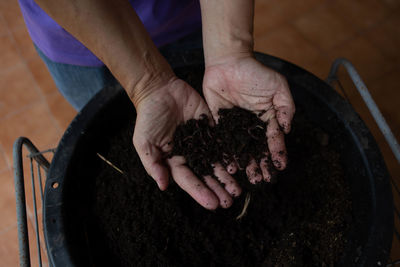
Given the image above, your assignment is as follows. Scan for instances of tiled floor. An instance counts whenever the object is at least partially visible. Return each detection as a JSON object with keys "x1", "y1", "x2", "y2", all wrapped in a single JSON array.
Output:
[{"x1": 0, "y1": 0, "x2": 399, "y2": 265}]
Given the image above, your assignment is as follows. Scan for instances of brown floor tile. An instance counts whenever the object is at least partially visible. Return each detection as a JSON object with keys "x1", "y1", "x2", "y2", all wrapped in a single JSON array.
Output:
[
  {"x1": 0, "y1": 14, "x2": 8, "y2": 36},
  {"x1": 0, "y1": 64, "x2": 42, "y2": 118},
  {"x1": 0, "y1": 34, "x2": 24, "y2": 73},
  {"x1": 293, "y1": 4, "x2": 356, "y2": 52},
  {"x1": 0, "y1": 224, "x2": 19, "y2": 266},
  {"x1": 26, "y1": 57, "x2": 58, "y2": 96},
  {"x1": 0, "y1": 145, "x2": 9, "y2": 172},
  {"x1": 0, "y1": 0, "x2": 26, "y2": 31},
  {"x1": 326, "y1": 35, "x2": 396, "y2": 85},
  {"x1": 382, "y1": 0, "x2": 400, "y2": 9},
  {"x1": 0, "y1": 222, "x2": 46, "y2": 267},
  {"x1": 368, "y1": 68, "x2": 400, "y2": 140},
  {"x1": 254, "y1": 0, "x2": 323, "y2": 38},
  {"x1": 254, "y1": 24, "x2": 322, "y2": 69},
  {"x1": 330, "y1": 0, "x2": 389, "y2": 32},
  {"x1": 0, "y1": 102, "x2": 62, "y2": 164},
  {"x1": 46, "y1": 92, "x2": 77, "y2": 131},
  {"x1": 12, "y1": 27, "x2": 37, "y2": 61},
  {"x1": 0, "y1": 170, "x2": 17, "y2": 231},
  {"x1": 364, "y1": 14, "x2": 400, "y2": 63},
  {"x1": 299, "y1": 55, "x2": 333, "y2": 80}
]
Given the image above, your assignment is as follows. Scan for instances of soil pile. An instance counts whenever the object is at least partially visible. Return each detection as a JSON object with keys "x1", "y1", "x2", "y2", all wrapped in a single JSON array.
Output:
[{"x1": 170, "y1": 107, "x2": 269, "y2": 180}]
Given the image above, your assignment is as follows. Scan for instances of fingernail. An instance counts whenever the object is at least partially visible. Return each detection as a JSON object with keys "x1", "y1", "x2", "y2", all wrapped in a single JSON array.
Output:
[{"x1": 273, "y1": 160, "x2": 282, "y2": 170}]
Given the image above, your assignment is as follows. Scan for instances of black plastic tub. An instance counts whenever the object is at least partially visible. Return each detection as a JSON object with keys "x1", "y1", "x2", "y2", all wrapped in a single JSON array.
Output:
[{"x1": 43, "y1": 50, "x2": 393, "y2": 266}]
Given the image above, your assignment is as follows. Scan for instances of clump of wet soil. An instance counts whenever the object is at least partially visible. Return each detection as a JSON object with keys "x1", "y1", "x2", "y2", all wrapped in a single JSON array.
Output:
[
  {"x1": 87, "y1": 106, "x2": 352, "y2": 266},
  {"x1": 170, "y1": 107, "x2": 269, "y2": 183}
]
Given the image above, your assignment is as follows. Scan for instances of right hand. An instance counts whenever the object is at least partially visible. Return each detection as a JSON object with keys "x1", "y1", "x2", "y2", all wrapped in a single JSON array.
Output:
[
  {"x1": 132, "y1": 77, "x2": 242, "y2": 210},
  {"x1": 203, "y1": 55, "x2": 295, "y2": 184}
]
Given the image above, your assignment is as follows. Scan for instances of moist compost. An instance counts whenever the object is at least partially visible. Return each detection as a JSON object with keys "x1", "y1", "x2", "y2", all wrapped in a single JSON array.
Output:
[
  {"x1": 170, "y1": 106, "x2": 269, "y2": 182},
  {"x1": 87, "y1": 106, "x2": 352, "y2": 266}
]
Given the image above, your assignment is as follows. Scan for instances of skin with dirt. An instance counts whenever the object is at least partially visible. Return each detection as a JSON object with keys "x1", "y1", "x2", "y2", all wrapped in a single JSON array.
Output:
[{"x1": 87, "y1": 106, "x2": 352, "y2": 266}]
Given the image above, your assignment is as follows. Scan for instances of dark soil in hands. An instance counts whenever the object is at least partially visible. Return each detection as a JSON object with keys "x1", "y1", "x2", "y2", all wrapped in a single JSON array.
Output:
[
  {"x1": 170, "y1": 106, "x2": 269, "y2": 183},
  {"x1": 87, "y1": 107, "x2": 352, "y2": 266}
]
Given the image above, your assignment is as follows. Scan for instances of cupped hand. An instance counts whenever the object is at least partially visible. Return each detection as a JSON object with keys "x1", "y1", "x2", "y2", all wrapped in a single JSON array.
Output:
[
  {"x1": 203, "y1": 56, "x2": 295, "y2": 183},
  {"x1": 133, "y1": 77, "x2": 241, "y2": 210}
]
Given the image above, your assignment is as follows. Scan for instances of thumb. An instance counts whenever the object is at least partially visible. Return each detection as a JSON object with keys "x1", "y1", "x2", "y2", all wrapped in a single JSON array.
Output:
[{"x1": 133, "y1": 138, "x2": 170, "y2": 190}]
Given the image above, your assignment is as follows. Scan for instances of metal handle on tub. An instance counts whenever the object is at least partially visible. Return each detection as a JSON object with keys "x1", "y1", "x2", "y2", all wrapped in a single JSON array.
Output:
[
  {"x1": 13, "y1": 137, "x2": 55, "y2": 267},
  {"x1": 326, "y1": 58, "x2": 400, "y2": 164}
]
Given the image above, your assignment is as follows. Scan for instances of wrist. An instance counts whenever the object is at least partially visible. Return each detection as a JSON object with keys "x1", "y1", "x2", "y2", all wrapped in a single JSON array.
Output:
[
  {"x1": 200, "y1": 0, "x2": 255, "y2": 68},
  {"x1": 125, "y1": 52, "x2": 175, "y2": 108},
  {"x1": 203, "y1": 27, "x2": 254, "y2": 68}
]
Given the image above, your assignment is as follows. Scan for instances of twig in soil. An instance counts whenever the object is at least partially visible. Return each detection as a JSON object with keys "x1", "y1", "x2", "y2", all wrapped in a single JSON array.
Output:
[
  {"x1": 247, "y1": 125, "x2": 264, "y2": 140},
  {"x1": 96, "y1": 153, "x2": 125, "y2": 175},
  {"x1": 233, "y1": 156, "x2": 244, "y2": 170},
  {"x1": 236, "y1": 193, "x2": 251, "y2": 220}
]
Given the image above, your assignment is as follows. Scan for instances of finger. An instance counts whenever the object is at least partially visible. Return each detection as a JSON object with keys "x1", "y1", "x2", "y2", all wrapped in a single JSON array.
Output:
[
  {"x1": 266, "y1": 118, "x2": 287, "y2": 170},
  {"x1": 226, "y1": 161, "x2": 238, "y2": 175},
  {"x1": 246, "y1": 158, "x2": 263, "y2": 184},
  {"x1": 133, "y1": 140, "x2": 170, "y2": 191},
  {"x1": 204, "y1": 175, "x2": 233, "y2": 208},
  {"x1": 276, "y1": 105, "x2": 295, "y2": 134},
  {"x1": 259, "y1": 154, "x2": 272, "y2": 182},
  {"x1": 167, "y1": 156, "x2": 219, "y2": 210},
  {"x1": 213, "y1": 163, "x2": 242, "y2": 197}
]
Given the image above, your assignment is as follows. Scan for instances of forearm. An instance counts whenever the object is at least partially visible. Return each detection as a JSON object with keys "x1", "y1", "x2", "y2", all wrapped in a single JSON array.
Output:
[
  {"x1": 35, "y1": 0, "x2": 174, "y2": 107},
  {"x1": 200, "y1": 0, "x2": 255, "y2": 67}
]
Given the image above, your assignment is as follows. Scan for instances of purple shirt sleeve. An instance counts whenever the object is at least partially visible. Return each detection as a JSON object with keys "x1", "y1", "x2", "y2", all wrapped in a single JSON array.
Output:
[{"x1": 18, "y1": 0, "x2": 201, "y2": 67}]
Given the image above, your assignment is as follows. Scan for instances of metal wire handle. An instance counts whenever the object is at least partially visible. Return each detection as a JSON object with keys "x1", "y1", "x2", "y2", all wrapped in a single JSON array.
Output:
[
  {"x1": 326, "y1": 58, "x2": 400, "y2": 266},
  {"x1": 13, "y1": 137, "x2": 55, "y2": 267},
  {"x1": 326, "y1": 58, "x2": 400, "y2": 164}
]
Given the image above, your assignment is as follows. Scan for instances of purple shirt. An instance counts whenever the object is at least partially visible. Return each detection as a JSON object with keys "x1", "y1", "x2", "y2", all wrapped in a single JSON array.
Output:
[{"x1": 18, "y1": 0, "x2": 201, "y2": 67}]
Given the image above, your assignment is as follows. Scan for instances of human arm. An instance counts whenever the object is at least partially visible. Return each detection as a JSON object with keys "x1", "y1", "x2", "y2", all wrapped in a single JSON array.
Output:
[{"x1": 35, "y1": 0, "x2": 241, "y2": 209}]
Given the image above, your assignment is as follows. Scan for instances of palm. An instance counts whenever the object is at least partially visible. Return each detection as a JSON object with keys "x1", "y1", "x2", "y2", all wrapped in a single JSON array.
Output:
[
  {"x1": 134, "y1": 79, "x2": 208, "y2": 155},
  {"x1": 203, "y1": 57, "x2": 295, "y2": 181}
]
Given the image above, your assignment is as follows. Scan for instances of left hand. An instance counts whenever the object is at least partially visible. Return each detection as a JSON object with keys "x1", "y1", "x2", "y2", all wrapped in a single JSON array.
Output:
[
  {"x1": 203, "y1": 55, "x2": 295, "y2": 184},
  {"x1": 133, "y1": 77, "x2": 241, "y2": 209}
]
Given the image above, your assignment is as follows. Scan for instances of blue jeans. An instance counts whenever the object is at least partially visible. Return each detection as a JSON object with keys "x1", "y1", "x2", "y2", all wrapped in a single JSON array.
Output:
[{"x1": 36, "y1": 30, "x2": 203, "y2": 111}]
